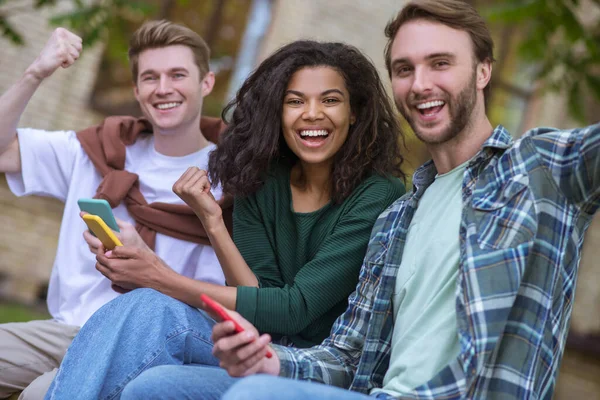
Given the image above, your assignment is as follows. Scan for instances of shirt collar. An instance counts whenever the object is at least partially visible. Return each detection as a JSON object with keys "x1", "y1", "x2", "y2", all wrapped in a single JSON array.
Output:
[
  {"x1": 411, "y1": 125, "x2": 513, "y2": 195},
  {"x1": 481, "y1": 125, "x2": 513, "y2": 151}
]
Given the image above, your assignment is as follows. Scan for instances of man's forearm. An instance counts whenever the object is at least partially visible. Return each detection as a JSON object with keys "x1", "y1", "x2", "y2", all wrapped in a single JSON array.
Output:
[
  {"x1": 0, "y1": 27, "x2": 83, "y2": 157},
  {"x1": 0, "y1": 70, "x2": 43, "y2": 152}
]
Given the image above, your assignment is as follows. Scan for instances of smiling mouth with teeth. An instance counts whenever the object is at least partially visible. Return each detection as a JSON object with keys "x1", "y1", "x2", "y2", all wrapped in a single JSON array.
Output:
[
  {"x1": 416, "y1": 100, "x2": 445, "y2": 116},
  {"x1": 299, "y1": 129, "x2": 330, "y2": 141},
  {"x1": 155, "y1": 102, "x2": 182, "y2": 110}
]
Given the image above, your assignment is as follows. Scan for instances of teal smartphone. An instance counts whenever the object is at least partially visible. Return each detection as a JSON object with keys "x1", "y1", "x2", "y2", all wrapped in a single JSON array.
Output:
[{"x1": 77, "y1": 198, "x2": 120, "y2": 232}]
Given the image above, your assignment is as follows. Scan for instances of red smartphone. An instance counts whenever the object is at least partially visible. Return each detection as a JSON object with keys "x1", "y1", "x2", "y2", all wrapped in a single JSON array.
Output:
[{"x1": 200, "y1": 294, "x2": 272, "y2": 358}]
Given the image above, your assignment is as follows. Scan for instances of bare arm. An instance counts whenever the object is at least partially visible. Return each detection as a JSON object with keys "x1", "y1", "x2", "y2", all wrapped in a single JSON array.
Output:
[
  {"x1": 204, "y1": 216, "x2": 258, "y2": 287},
  {"x1": 173, "y1": 167, "x2": 259, "y2": 287},
  {"x1": 95, "y1": 245, "x2": 240, "y2": 309},
  {"x1": 0, "y1": 28, "x2": 82, "y2": 173},
  {"x1": 0, "y1": 70, "x2": 42, "y2": 173},
  {"x1": 159, "y1": 268, "x2": 239, "y2": 310},
  {"x1": 87, "y1": 214, "x2": 240, "y2": 309}
]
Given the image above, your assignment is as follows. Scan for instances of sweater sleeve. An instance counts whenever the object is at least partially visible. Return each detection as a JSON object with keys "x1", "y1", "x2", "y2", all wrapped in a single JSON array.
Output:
[{"x1": 236, "y1": 176, "x2": 405, "y2": 335}]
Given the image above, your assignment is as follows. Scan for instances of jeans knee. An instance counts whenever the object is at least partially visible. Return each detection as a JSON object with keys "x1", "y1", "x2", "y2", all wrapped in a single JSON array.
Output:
[
  {"x1": 120, "y1": 368, "x2": 164, "y2": 400},
  {"x1": 123, "y1": 288, "x2": 174, "y2": 306},
  {"x1": 222, "y1": 375, "x2": 282, "y2": 400},
  {"x1": 108, "y1": 288, "x2": 187, "y2": 317},
  {"x1": 120, "y1": 378, "x2": 146, "y2": 400}
]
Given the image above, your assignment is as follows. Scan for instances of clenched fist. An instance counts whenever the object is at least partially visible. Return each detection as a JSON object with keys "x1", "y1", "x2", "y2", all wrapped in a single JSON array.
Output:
[
  {"x1": 26, "y1": 28, "x2": 83, "y2": 81},
  {"x1": 173, "y1": 167, "x2": 223, "y2": 230}
]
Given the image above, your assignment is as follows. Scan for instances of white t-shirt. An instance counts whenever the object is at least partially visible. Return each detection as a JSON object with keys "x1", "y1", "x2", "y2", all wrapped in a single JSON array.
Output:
[{"x1": 6, "y1": 128, "x2": 225, "y2": 327}]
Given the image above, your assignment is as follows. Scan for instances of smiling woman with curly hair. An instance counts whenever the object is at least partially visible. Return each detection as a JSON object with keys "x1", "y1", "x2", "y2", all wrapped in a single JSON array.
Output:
[
  {"x1": 210, "y1": 40, "x2": 405, "y2": 202},
  {"x1": 46, "y1": 40, "x2": 406, "y2": 400}
]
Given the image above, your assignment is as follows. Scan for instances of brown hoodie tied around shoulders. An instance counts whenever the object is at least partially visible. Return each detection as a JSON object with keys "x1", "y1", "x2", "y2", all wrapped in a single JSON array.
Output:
[{"x1": 76, "y1": 115, "x2": 232, "y2": 250}]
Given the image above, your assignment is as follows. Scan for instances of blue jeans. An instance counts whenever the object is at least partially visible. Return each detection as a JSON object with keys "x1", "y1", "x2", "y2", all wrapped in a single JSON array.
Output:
[
  {"x1": 121, "y1": 365, "x2": 239, "y2": 399},
  {"x1": 222, "y1": 375, "x2": 391, "y2": 400},
  {"x1": 45, "y1": 289, "x2": 221, "y2": 400}
]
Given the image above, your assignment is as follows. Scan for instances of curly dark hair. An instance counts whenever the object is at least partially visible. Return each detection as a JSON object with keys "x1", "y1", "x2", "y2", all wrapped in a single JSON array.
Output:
[{"x1": 208, "y1": 40, "x2": 405, "y2": 204}]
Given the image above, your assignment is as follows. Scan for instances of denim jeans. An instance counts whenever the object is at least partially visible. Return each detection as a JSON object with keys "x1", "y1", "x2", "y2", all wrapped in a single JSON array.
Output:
[
  {"x1": 121, "y1": 365, "x2": 239, "y2": 400},
  {"x1": 222, "y1": 375, "x2": 391, "y2": 400},
  {"x1": 45, "y1": 289, "x2": 221, "y2": 400}
]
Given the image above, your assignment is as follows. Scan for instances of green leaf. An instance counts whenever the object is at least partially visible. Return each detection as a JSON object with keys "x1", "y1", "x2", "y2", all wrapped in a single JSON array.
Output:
[
  {"x1": 557, "y1": 5, "x2": 586, "y2": 43},
  {"x1": 49, "y1": 4, "x2": 111, "y2": 46},
  {"x1": 34, "y1": 0, "x2": 57, "y2": 7},
  {"x1": 586, "y1": 74, "x2": 600, "y2": 101},
  {"x1": 484, "y1": 0, "x2": 545, "y2": 23},
  {"x1": 567, "y1": 82, "x2": 586, "y2": 123},
  {"x1": 583, "y1": 34, "x2": 600, "y2": 59},
  {"x1": 0, "y1": 17, "x2": 24, "y2": 45},
  {"x1": 104, "y1": 18, "x2": 130, "y2": 64},
  {"x1": 48, "y1": 5, "x2": 104, "y2": 28},
  {"x1": 120, "y1": 1, "x2": 157, "y2": 15},
  {"x1": 517, "y1": 27, "x2": 548, "y2": 61}
]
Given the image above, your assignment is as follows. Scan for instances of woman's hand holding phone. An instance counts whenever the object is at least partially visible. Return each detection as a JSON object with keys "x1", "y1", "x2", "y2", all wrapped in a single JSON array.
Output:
[{"x1": 199, "y1": 294, "x2": 281, "y2": 377}]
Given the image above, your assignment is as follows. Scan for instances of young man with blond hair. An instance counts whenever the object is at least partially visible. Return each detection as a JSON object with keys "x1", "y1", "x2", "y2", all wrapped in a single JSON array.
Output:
[
  {"x1": 0, "y1": 20, "x2": 226, "y2": 399},
  {"x1": 200, "y1": 1, "x2": 598, "y2": 399}
]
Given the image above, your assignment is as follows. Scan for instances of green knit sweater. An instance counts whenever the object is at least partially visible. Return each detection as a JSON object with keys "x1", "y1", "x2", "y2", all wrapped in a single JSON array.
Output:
[{"x1": 234, "y1": 164, "x2": 405, "y2": 347}]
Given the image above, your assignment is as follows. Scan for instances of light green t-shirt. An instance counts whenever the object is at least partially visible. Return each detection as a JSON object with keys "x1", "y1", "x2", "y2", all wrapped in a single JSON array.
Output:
[{"x1": 371, "y1": 161, "x2": 467, "y2": 397}]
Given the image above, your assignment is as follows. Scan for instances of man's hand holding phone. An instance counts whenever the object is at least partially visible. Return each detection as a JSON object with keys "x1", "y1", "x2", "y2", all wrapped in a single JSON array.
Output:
[
  {"x1": 80, "y1": 212, "x2": 149, "y2": 255},
  {"x1": 78, "y1": 199, "x2": 157, "y2": 293},
  {"x1": 94, "y1": 244, "x2": 173, "y2": 294},
  {"x1": 199, "y1": 295, "x2": 281, "y2": 378}
]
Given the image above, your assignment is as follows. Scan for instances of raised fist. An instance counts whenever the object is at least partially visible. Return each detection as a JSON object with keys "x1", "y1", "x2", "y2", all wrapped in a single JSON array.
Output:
[
  {"x1": 27, "y1": 28, "x2": 83, "y2": 80},
  {"x1": 173, "y1": 167, "x2": 223, "y2": 228}
]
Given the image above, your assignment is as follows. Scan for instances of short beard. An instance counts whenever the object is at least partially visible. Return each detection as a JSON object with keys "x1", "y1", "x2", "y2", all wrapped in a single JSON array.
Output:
[{"x1": 398, "y1": 68, "x2": 477, "y2": 145}]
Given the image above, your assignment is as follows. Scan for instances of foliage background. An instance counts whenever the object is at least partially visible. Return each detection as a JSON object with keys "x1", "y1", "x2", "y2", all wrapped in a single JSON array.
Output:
[{"x1": 2, "y1": 0, "x2": 598, "y2": 122}]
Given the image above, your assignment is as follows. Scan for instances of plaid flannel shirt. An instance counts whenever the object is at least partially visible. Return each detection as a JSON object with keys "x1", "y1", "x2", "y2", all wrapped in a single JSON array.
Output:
[{"x1": 275, "y1": 124, "x2": 600, "y2": 399}]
